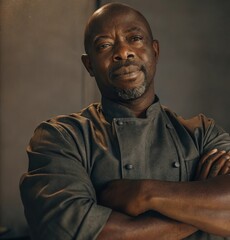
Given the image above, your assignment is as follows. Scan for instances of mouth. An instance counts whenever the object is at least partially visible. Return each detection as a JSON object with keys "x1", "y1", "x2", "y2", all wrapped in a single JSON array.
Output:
[{"x1": 110, "y1": 65, "x2": 141, "y2": 81}]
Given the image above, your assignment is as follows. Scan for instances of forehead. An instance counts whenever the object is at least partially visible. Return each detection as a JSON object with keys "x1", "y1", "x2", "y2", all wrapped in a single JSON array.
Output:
[{"x1": 87, "y1": 9, "x2": 150, "y2": 42}]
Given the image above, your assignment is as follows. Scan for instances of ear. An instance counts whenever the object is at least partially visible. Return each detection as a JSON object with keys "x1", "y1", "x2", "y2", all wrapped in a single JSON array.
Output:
[
  {"x1": 152, "y1": 40, "x2": 160, "y2": 63},
  {"x1": 81, "y1": 54, "x2": 95, "y2": 77}
]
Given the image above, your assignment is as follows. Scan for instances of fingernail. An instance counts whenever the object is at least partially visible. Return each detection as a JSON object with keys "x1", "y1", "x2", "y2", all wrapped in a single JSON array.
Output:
[
  {"x1": 220, "y1": 150, "x2": 226, "y2": 153},
  {"x1": 211, "y1": 149, "x2": 218, "y2": 154}
]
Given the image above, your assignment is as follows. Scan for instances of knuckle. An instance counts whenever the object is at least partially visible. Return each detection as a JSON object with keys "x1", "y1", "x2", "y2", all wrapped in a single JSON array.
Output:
[
  {"x1": 209, "y1": 167, "x2": 219, "y2": 177},
  {"x1": 226, "y1": 160, "x2": 230, "y2": 167},
  {"x1": 204, "y1": 158, "x2": 214, "y2": 165},
  {"x1": 211, "y1": 164, "x2": 220, "y2": 171}
]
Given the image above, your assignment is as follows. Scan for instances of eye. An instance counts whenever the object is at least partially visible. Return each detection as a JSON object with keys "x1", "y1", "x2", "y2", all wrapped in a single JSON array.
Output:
[
  {"x1": 130, "y1": 35, "x2": 143, "y2": 42},
  {"x1": 97, "y1": 42, "x2": 113, "y2": 51}
]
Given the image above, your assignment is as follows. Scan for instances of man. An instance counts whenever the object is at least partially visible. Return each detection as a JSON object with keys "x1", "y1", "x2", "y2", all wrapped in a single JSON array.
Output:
[{"x1": 20, "y1": 3, "x2": 230, "y2": 240}]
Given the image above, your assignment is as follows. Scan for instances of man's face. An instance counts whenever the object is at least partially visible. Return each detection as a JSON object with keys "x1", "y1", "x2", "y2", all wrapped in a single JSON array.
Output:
[{"x1": 83, "y1": 8, "x2": 159, "y2": 102}]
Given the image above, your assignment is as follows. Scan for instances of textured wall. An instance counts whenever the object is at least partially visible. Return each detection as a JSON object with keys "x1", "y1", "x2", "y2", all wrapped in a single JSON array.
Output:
[
  {"x1": 0, "y1": 0, "x2": 229, "y2": 237},
  {"x1": 0, "y1": 0, "x2": 97, "y2": 237}
]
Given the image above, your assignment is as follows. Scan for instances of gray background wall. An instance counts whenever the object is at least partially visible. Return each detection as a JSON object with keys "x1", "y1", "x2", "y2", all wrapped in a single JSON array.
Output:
[
  {"x1": 0, "y1": 0, "x2": 229, "y2": 237},
  {"x1": 0, "y1": 0, "x2": 98, "y2": 237}
]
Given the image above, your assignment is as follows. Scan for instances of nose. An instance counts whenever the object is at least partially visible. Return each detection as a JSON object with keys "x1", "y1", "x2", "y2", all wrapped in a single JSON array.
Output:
[{"x1": 113, "y1": 42, "x2": 135, "y2": 61}]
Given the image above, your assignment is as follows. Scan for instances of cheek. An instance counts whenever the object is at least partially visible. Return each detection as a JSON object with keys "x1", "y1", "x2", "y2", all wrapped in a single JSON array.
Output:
[
  {"x1": 91, "y1": 57, "x2": 113, "y2": 87},
  {"x1": 92, "y1": 55, "x2": 111, "y2": 76},
  {"x1": 139, "y1": 49, "x2": 157, "y2": 81},
  {"x1": 138, "y1": 45, "x2": 155, "y2": 61},
  {"x1": 140, "y1": 49, "x2": 156, "y2": 71}
]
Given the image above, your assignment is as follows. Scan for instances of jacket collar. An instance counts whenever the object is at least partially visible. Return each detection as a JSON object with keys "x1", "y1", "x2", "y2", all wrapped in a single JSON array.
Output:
[{"x1": 100, "y1": 95, "x2": 161, "y2": 123}]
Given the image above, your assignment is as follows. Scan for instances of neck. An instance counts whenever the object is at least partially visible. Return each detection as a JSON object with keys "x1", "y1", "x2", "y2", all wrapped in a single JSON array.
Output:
[{"x1": 115, "y1": 93, "x2": 156, "y2": 118}]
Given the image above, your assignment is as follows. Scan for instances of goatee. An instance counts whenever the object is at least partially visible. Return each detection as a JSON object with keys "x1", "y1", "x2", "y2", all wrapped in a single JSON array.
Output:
[{"x1": 114, "y1": 79, "x2": 147, "y2": 100}]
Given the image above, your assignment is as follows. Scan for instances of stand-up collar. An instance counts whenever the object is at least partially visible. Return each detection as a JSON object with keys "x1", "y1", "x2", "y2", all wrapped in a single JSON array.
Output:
[{"x1": 101, "y1": 95, "x2": 161, "y2": 123}]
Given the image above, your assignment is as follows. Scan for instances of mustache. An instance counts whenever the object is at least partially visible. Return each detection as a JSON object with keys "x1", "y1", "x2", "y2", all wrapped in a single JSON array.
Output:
[{"x1": 109, "y1": 60, "x2": 145, "y2": 77}]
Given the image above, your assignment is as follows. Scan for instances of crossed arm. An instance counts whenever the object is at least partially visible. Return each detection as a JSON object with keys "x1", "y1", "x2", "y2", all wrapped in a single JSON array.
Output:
[{"x1": 97, "y1": 149, "x2": 230, "y2": 239}]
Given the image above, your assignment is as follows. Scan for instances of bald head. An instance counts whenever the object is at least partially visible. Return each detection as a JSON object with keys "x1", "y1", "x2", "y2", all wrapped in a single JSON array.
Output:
[{"x1": 84, "y1": 3, "x2": 154, "y2": 53}]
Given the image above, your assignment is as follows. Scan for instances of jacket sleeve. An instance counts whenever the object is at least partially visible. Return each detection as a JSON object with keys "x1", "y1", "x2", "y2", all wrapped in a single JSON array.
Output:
[
  {"x1": 20, "y1": 120, "x2": 112, "y2": 240},
  {"x1": 201, "y1": 116, "x2": 230, "y2": 152},
  {"x1": 179, "y1": 113, "x2": 230, "y2": 153}
]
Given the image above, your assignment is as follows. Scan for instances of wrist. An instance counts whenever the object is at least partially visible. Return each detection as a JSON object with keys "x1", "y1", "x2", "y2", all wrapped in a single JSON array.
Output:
[{"x1": 140, "y1": 180, "x2": 158, "y2": 212}]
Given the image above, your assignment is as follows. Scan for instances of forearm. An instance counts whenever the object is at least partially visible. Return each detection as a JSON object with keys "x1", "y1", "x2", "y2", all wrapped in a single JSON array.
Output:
[
  {"x1": 97, "y1": 211, "x2": 197, "y2": 240},
  {"x1": 144, "y1": 175, "x2": 230, "y2": 236}
]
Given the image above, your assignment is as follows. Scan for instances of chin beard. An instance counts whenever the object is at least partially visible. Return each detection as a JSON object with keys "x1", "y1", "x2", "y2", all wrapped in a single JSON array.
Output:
[{"x1": 113, "y1": 80, "x2": 147, "y2": 100}]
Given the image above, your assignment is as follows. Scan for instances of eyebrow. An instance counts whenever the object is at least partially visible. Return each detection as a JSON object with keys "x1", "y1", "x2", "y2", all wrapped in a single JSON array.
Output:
[
  {"x1": 92, "y1": 27, "x2": 144, "y2": 45},
  {"x1": 93, "y1": 35, "x2": 111, "y2": 45},
  {"x1": 124, "y1": 26, "x2": 144, "y2": 34}
]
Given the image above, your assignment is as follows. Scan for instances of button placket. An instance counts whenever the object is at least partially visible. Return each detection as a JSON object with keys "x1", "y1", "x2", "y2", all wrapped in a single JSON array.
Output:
[
  {"x1": 164, "y1": 117, "x2": 187, "y2": 181},
  {"x1": 114, "y1": 118, "x2": 143, "y2": 178}
]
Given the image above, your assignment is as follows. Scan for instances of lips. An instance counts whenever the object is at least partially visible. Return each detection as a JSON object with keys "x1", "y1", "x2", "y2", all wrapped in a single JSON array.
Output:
[{"x1": 110, "y1": 65, "x2": 141, "y2": 79}]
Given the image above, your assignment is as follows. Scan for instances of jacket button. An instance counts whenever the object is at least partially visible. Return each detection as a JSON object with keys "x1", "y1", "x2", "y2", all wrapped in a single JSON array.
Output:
[
  {"x1": 166, "y1": 123, "x2": 173, "y2": 129},
  {"x1": 125, "y1": 164, "x2": 134, "y2": 170},
  {"x1": 117, "y1": 120, "x2": 124, "y2": 126},
  {"x1": 173, "y1": 161, "x2": 180, "y2": 168}
]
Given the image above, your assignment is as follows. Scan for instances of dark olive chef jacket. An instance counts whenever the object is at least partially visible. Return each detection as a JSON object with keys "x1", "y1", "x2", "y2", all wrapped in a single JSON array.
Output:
[{"x1": 20, "y1": 96, "x2": 230, "y2": 240}]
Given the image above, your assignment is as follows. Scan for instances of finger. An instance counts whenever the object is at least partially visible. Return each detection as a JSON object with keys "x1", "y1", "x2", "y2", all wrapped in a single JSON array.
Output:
[
  {"x1": 196, "y1": 150, "x2": 227, "y2": 180},
  {"x1": 195, "y1": 149, "x2": 218, "y2": 179},
  {"x1": 208, "y1": 153, "x2": 230, "y2": 178},
  {"x1": 219, "y1": 157, "x2": 230, "y2": 175},
  {"x1": 199, "y1": 150, "x2": 226, "y2": 179}
]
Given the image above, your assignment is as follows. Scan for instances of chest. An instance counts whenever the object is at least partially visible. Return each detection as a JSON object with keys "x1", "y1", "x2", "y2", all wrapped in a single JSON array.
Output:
[{"x1": 89, "y1": 115, "x2": 199, "y2": 192}]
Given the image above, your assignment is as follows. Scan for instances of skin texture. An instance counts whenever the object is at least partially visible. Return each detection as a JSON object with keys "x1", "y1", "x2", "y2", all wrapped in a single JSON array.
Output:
[
  {"x1": 82, "y1": 3, "x2": 159, "y2": 117},
  {"x1": 81, "y1": 3, "x2": 230, "y2": 239}
]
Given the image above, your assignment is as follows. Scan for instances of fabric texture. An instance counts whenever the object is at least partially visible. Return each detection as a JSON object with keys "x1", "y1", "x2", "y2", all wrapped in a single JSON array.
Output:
[{"x1": 20, "y1": 96, "x2": 230, "y2": 240}]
